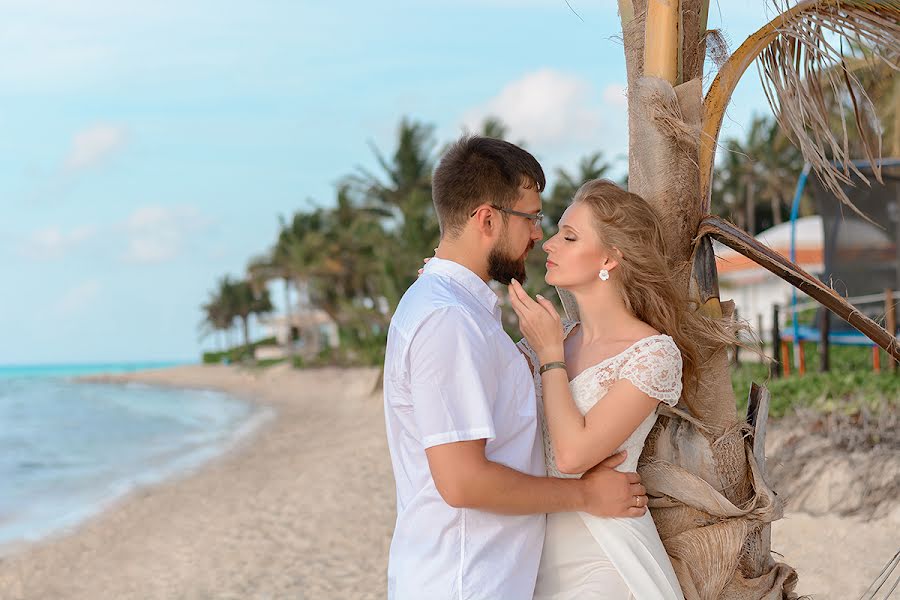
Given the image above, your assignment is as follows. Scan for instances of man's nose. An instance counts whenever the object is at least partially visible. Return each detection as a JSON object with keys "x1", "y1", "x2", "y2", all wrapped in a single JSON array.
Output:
[{"x1": 532, "y1": 225, "x2": 544, "y2": 242}]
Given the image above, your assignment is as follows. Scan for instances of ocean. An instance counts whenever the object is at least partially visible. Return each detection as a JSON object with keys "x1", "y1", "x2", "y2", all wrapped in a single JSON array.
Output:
[{"x1": 0, "y1": 363, "x2": 270, "y2": 554}]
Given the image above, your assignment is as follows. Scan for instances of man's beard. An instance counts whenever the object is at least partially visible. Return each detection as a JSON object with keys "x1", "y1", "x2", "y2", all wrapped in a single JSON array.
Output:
[{"x1": 488, "y1": 238, "x2": 533, "y2": 285}]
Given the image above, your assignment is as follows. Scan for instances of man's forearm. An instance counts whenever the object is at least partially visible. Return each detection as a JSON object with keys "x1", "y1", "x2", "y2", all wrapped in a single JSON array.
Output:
[{"x1": 451, "y1": 460, "x2": 586, "y2": 515}]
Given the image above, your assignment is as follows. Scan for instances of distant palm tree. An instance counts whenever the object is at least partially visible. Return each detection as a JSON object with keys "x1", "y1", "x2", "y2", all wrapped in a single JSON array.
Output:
[
  {"x1": 247, "y1": 218, "x2": 304, "y2": 352},
  {"x1": 230, "y1": 279, "x2": 273, "y2": 352},
  {"x1": 544, "y1": 152, "x2": 614, "y2": 227},
  {"x1": 712, "y1": 116, "x2": 804, "y2": 234},
  {"x1": 355, "y1": 118, "x2": 439, "y2": 300},
  {"x1": 199, "y1": 286, "x2": 233, "y2": 352}
]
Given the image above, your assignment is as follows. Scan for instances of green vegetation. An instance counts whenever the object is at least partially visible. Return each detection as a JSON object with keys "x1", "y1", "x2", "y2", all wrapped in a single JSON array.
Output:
[
  {"x1": 731, "y1": 344, "x2": 899, "y2": 419},
  {"x1": 202, "y1": 336, "x2": 278, "y2": 365}
]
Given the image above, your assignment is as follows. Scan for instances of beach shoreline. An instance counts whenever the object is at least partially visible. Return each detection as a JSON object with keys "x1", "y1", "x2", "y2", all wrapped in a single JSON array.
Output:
[{"x1": 0, "y1": 364, "x2": 895, "y2": 600}]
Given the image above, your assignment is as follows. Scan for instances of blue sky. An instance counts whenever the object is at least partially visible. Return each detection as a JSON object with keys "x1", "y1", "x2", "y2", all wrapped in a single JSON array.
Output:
[{"x1": 2, "y1": 0, "x2": 782, "y2": 364}]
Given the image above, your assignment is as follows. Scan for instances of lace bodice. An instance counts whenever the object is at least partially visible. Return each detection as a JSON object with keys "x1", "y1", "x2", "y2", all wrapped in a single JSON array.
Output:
[{"x1": 517, "y1": 321, "x2": 683, "y2": 478}]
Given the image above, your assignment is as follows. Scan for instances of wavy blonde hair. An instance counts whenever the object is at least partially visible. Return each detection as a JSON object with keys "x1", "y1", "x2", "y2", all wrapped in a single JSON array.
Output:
[{"x1": 572, "y1": 179, "x2": 731, "y2": 411}]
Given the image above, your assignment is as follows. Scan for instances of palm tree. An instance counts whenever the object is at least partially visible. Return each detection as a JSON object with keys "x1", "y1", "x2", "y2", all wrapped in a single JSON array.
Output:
[
  {"x1": 355, "y1": 118, "x2": 439, "y2": 301},
  {"x1": 712, "y1": 115, "x2": 805, "y2": 233},
  {"x1": 579, "y1": 2, "x2": 900, "y2": 597},
  {"x1": 199, "y1": 286, "x2": 234, "y2": 352},
  {"x1": 544, "y1": 152, "x2": 615, "y2": 227},
  {"x1": 247, "y1": 217, "x2": 307, "y2": 353},
  {"x1": 230, "y1": 279, "x2": 274, "y2": 353}
]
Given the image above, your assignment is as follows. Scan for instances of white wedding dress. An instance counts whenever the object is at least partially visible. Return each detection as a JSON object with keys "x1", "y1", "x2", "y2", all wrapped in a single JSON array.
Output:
[{"x1": 518, "y1": 322, "x2": 685, "y2": 600}]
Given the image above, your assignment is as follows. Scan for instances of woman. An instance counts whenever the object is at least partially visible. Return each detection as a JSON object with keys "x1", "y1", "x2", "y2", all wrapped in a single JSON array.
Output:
[{"x1": 509, "y1": 179, "x2": 702, "y2": 599}]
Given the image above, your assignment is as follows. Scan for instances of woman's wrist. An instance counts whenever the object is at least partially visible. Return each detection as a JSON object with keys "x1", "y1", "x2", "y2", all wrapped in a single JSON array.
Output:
[{"x1": 537, "y1": 346, "x2": 564, "y2": 365}]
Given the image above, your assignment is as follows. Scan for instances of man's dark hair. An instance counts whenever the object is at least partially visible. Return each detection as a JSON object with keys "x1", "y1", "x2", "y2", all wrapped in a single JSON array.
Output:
[{"x1": 431, "y1": 136, "x2": 545, "y2": 237}]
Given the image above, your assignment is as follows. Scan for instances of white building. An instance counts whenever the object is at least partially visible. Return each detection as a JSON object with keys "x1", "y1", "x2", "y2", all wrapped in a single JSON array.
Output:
[{"x1": 256, "y1": 307, "x2": 339, "y2": 360}]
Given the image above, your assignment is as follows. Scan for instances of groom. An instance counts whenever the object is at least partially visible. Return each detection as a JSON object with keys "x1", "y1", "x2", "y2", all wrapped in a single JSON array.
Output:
[{"x1": 382, "y1": 136, "x2": 647, "y2": 600}]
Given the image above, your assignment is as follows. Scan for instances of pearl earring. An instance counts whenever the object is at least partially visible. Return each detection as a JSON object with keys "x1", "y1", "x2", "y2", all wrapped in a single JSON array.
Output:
[{"x1": 599, "y1": 269, "x2": 610, "y2": 281}]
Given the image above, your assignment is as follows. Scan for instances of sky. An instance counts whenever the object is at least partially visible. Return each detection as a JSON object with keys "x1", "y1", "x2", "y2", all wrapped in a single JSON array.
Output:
[{"x1": 2, "y1": 0, "x2": 785, "y2": 364}]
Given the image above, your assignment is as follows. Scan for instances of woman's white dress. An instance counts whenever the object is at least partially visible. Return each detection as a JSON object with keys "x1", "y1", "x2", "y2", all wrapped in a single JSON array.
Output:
[{"x1": 518, "y1": 322, "x2": 685, "y2": 600}]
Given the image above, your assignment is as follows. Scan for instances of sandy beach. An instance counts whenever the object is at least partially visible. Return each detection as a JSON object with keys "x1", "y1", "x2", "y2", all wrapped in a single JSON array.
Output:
[{"x1": 0, "y1": 364, "x2": 896, "y2": 599}]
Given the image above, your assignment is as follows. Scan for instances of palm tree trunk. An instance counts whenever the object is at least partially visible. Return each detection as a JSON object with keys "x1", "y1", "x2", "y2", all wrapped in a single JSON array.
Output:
[
  {"x1": 625, "y1": 2, "x2": 798, "y2": 598},
  {"x1": 241, "y1": 316, "x2": 250, "y2": 351},
  {"x1": 770, "y1": 193, "x2": 782, "y2": 226},
  {"x1": 746, "y1": 178, "x2": 756, "y2": 234},
  {"x1": 283, "y1": 277, "x2": 294, "y2": 354}
]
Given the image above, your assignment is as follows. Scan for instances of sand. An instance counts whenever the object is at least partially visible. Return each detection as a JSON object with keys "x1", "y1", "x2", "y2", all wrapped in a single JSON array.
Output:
[{"x1": 0, "y1": 364, "x2": 896, "y2": 599}]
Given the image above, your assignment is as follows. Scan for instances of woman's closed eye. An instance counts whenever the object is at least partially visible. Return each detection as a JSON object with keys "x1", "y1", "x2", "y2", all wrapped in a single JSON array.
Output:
[{"x1": 564, "y1": 237, "x2": 576, "y2": 242}]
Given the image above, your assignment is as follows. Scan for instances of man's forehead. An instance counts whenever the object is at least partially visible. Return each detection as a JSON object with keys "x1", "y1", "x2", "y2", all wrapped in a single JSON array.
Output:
[{"x1": 515, "y1": 187, "x2": 543, "y2": 211}]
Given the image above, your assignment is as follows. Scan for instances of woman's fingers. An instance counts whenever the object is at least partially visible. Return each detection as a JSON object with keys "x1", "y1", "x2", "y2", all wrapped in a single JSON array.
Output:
[
  {"x1": 509, "y1": 279, "x2": 539, "y2": 311},
  {"x1": 534, "y1": 294, "x2": 561, "y2": 322}
]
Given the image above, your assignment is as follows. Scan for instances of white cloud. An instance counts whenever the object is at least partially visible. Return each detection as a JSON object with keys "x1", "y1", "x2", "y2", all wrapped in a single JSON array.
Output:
[
  {"x1": 122, "y1": 205, "x2": 211, "y2": 265},
  {"x1": 20, "y1": 225, "x2": 97, "y2": 260},
  {"x1": 64, "y1": 124, "x2": 128, "y2": 171},
  {"x1": 602, "y1": 83, "x2": 628, "y2": 109},
  {"x1": 463, "y1": 70, "x2": 604, "y2": 149},
  {"x1": 460, "y1": 70, "x2": 630, "y2": 172},
  {"x1": 54, "y1": 279, "x2": 102, "y2": 317}
]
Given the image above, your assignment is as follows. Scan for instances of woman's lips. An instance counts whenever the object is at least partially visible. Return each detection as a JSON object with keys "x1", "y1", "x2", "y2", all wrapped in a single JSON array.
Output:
[{"x1": 546, "y1": 260, "x2": 557, "y2": 268}]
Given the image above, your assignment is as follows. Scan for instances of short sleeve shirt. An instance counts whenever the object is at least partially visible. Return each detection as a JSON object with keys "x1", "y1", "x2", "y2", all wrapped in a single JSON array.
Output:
[{"x1": 383, "y1": 257, "x2": 546, "y2": 600}]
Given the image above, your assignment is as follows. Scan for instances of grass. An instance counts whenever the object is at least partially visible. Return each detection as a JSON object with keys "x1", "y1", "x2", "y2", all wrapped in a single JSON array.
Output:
[{"x1": 731, "y1": 343, "x2": 899, "y2": 419}]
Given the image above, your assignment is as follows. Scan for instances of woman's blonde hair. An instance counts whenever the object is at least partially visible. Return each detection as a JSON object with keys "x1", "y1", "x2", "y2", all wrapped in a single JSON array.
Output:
[{"x1": 572, "y1": 179, "x2": 727, "y2": 410}]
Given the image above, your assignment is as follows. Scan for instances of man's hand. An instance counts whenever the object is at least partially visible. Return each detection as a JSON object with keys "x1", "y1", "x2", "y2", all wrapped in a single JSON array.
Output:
[{"x1": 579, "y1": 452, "x2": 648, "y2": 517}]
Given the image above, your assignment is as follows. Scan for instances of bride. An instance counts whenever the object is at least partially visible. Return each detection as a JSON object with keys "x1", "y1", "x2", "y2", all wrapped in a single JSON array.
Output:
[{"x1": 509, "y1": 179, "x2": 698, "y2": 599}]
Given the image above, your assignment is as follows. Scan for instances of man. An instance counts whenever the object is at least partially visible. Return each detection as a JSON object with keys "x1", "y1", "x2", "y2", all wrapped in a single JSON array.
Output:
[{"x1": 383, "y1": 136, "x2": 647, "y2": 599}]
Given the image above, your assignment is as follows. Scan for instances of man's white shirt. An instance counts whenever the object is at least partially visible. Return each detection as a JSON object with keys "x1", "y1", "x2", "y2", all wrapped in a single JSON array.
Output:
[{"x1": 383, "y1": 257, "x2": 546, "y2": 600}]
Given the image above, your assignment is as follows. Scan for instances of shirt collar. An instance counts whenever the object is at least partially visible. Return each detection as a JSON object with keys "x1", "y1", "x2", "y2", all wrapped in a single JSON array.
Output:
[{"x1": 423, "y1": 257, "x2": 501, "y2": 318}]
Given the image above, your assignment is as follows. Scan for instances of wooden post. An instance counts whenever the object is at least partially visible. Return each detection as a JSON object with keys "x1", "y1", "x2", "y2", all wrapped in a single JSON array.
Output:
[
  {"x1": 746, "y1": 383, "x2": 772, "y2": 570},
  {"x1": 819, "y1": 307, "x2": 830, "y2": 373},
  {"x1": 887, "y1": 289, "x2": 897, "y2": 372},
  {"x1": 782, "y1": 341, "x2": 792, "y2": 376},
  {"x1": 798, "y1": 341, "x2": 806, "y2": 376},
  {"x1": 873, "y1": 346, "x2": 881, "y2": 373},
  {"x1": 772, "y1": 305, "x2": 782, "y2": 378}
]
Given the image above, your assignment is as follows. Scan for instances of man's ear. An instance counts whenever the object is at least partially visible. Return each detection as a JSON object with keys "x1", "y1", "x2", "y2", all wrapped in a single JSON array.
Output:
[{"x1": 471, "y1": 205, "x2": 497, "y2": 236}]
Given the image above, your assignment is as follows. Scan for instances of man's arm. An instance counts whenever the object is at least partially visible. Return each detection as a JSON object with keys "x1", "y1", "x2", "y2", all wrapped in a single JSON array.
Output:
[{"x1": 426, "y1": 440, "x2": 647, "y2": 517}]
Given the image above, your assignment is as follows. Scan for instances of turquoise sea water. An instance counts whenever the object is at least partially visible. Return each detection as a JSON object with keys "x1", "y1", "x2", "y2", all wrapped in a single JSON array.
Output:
[{"x1": 0, "y1": 363, "x2": 270, "y2": 554}]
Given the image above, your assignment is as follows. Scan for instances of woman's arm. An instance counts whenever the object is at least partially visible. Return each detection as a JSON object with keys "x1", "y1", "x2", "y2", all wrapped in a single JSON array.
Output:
[
  {"x1": 539, "y1": 372, "x2": 659, "y2": 474},
  {"x1": 506, "y1": 279, "x2": 667, "y2": 475}
]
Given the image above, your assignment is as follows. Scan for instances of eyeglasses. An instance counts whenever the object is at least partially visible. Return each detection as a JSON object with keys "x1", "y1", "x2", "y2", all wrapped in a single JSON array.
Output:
[{"x1": 470, "y1": 204, "x2": 544, "y2": 230}]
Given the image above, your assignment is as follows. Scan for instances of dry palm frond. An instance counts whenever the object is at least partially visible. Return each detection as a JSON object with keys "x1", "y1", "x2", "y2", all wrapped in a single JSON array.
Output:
[
  {"x1": 696, "y1": 215, "x2": 900, "y2": 361},
  {"x1": 705, "y1": 29, "x2": 731, "y2": 71},
  {"x1": 700, "y1": 0, "x2": 900, "y2": 214}
]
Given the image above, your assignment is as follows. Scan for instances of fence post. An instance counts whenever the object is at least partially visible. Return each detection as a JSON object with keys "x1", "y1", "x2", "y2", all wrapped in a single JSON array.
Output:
[
  {"x1": 772, "y1": 304, "x2": 782, "y2": 378},
  {"x1": 819, "y1": 307, "x2": 830, "y2": 373}
]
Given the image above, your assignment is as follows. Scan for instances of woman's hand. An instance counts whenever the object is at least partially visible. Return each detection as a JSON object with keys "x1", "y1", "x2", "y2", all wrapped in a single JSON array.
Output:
[
  {"x1": 416, "y1": 250, "x2": 438, "y2": 277},
  {"x1": 508, "y1": 278, "x2": 564, "y2": 365}
]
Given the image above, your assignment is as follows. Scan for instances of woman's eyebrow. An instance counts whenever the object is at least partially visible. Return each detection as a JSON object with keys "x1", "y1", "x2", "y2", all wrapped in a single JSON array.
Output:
[{"x1": 560, "y1": 224, "x2": 578, "y2": 233}]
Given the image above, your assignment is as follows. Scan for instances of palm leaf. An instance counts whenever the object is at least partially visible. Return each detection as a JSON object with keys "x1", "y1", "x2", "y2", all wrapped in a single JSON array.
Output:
[{"x1": 701, "y1": 0, "x2": 900, "y2": 216}]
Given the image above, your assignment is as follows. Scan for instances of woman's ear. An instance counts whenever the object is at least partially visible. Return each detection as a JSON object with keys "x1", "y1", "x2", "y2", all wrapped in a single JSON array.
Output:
[{"x1": 604, "y1": 247, "x2": 623, "y2": 271}]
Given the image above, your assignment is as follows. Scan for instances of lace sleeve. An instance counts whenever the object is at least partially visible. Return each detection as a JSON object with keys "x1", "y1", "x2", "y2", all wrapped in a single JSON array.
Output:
[
  {"x1": 618, "y1": 337, "x2": 683, "y2": 406},
  {"x1": 515, "y1": 337, "x2": 540, "y2": 379}
]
